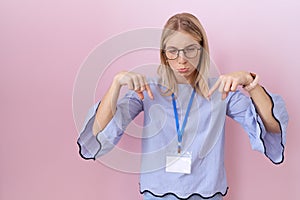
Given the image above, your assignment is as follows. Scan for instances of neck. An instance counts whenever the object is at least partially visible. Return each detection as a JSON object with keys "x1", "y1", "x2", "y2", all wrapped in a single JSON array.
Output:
[
  {"x1": 175, "y1": 73, "x2": 196, "y2": 85},
  {"x1": 175, "y1": 77, "x2": 189, "y2": 84}
]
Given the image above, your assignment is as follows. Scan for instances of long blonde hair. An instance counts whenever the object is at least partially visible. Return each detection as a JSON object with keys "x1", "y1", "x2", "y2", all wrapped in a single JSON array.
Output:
[{"x1": 157, "y1": 13, "x2": 210, "y2": 97}]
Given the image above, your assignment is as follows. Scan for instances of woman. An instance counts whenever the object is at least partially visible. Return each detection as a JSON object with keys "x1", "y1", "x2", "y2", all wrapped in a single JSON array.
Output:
[{"x1": 77, "y1": 13, "x2": 288, "y2": 200}]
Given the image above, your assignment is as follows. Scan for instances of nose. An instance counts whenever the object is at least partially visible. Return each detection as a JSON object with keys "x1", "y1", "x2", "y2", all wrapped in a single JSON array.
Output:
[{"x1": 177, "y1": 50, "x2": 187, "y2": 63}]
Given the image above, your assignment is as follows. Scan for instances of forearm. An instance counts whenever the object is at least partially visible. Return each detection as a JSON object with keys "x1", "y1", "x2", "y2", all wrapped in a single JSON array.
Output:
[
  {"x1": 92, "y1": 71, "x2": 153, "y2": 135},
  {"x1": 248, "y1": 85, "x2": 281, "y2": 133},
  {"x1": 208, "y1": 71, "x2": 282, "y2": 133},
  {"x1": 92, "y1": 78, "x2": 121, "y2": 136}
]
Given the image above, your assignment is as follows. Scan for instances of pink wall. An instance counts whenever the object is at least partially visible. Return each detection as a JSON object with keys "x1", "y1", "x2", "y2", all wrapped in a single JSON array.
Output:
[{"x1": 1, "y1": 0, "x2": 299, "y2": 199}]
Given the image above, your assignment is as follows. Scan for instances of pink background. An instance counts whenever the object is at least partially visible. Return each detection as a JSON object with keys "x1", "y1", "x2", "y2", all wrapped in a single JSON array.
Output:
[{"x1": 1, "y1": 0, "x2": 299, "y2": 199}]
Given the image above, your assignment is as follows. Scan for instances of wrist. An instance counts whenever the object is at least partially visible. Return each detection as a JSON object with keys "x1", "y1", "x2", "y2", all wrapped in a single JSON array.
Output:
[
  {"x1": 243, "y1": 72, "x2": 259, "y2": 92},
  {"x1": 113, "y1": 72, "x2": 125, "y2": 89}
]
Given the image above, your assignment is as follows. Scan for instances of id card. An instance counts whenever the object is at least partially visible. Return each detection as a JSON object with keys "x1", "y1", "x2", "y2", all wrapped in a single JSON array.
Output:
[{"x1": 166, "y1": 153, "x2": 192, "y2": 174}]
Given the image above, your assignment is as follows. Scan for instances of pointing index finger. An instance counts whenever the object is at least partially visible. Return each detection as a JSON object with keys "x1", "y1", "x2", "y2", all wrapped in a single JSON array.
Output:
[
  {"x1": 145, "y1": 84, "x2": 154, "y2": 100},
  {"x1": 136, "y1": 91, "x2": 144, "y2": 100},
  {"x1": 208, "y1": 78, "x2": 221, "y2": 97}
]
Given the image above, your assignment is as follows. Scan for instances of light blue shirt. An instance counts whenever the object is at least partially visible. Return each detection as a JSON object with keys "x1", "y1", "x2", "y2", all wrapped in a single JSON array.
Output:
[{"x1": 77, "y1": 78, "x2": 288, "y2": 200}]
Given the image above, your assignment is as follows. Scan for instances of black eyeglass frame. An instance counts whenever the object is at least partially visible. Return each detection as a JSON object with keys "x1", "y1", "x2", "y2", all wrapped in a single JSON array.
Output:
[{"x1": 163, "y1": 46, "x2": 202, "y2": 60}]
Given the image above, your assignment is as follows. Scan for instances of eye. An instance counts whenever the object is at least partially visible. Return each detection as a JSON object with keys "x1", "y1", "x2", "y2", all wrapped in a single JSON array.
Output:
[
  {"x1": 185, "y1": 46, "x2": 197, "y2": 52},
  {"x1": 166, "y1": 48, "x2": 178, "y2": 54}
]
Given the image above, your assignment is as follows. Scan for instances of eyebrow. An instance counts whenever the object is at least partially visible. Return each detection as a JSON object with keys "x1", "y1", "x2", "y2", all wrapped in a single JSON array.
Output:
[{"x1": 166, "y1": 44, "x2": 200, "y2": 49}]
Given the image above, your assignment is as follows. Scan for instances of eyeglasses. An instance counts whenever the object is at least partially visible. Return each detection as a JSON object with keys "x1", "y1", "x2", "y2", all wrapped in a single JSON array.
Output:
[{"x1": 164, "y1": 45, "x2": 202, "y2": 60}]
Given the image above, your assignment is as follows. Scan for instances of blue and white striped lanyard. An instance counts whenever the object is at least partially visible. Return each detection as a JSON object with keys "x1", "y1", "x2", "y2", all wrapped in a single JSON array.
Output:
[{"x1": 171, "y1": 89, "x2": 196, "y2": 154}]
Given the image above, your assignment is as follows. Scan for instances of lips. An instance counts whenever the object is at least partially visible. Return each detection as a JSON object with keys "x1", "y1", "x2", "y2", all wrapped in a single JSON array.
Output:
[{"x1": 177, "y1": 68, "x2": 189, "y2": 73}]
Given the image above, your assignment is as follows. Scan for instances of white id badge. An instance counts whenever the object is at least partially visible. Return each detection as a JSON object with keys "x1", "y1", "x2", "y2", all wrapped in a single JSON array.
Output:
[{"x1": 166, "y1": 152, "x2": 192, "y2": 174}]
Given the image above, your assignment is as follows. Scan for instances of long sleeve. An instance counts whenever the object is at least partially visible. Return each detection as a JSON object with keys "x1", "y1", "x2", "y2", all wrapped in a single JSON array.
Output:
[
  {"x1": 77, "y1": 91, "x2": 144, "y2": 160},
  {"x1": 226, "y1": 90, "x2": 288, "y2": 164}
]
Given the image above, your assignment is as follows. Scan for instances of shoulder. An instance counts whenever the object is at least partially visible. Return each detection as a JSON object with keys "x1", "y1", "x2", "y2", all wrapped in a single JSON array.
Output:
[{"x1": 146, "y1": 77, "x2": 168, "y2": 93}]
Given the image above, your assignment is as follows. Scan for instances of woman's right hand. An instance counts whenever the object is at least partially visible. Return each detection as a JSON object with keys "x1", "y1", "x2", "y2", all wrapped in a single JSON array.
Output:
[{"x1": 114, "y1": 71, "x2": 154, "y2": 100}]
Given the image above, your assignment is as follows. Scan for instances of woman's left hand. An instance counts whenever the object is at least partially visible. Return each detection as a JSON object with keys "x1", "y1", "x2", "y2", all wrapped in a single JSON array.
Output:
[{"x1": 208, "y1": 71, "x2": 254, "y2": 100}]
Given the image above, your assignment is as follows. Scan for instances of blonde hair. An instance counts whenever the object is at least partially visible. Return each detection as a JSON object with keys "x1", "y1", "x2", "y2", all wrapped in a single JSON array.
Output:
[{"x1": 157, "y1": 13, "x2": 210, "y2": 97}]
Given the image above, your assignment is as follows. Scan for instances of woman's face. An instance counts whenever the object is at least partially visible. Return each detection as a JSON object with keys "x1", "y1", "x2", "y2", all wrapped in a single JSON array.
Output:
[{"x1": 164, "y1": 31, "x2": 201, "y2": 84}]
